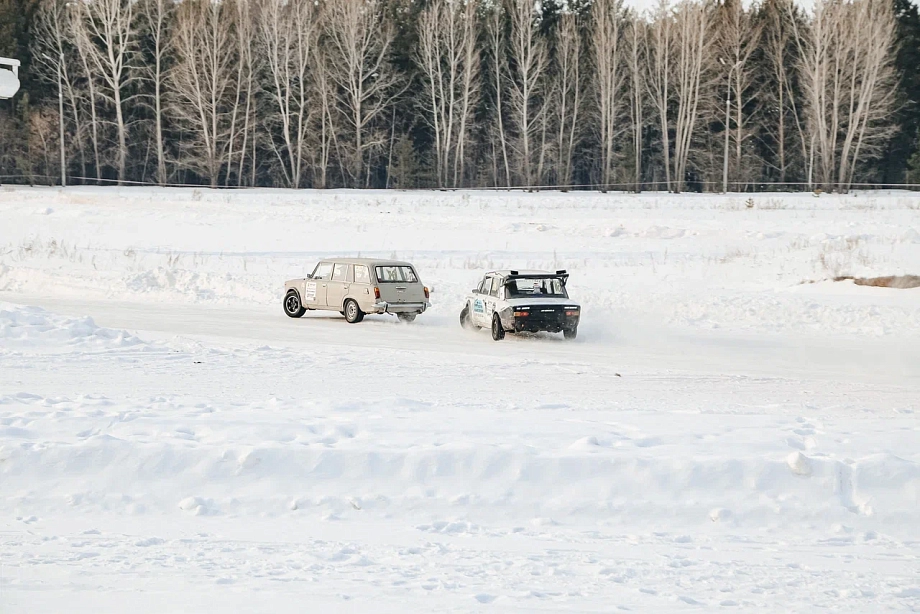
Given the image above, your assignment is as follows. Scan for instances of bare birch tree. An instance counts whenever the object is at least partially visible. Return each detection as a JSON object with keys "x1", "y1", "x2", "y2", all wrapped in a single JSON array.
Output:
[
  {"x1": 646, "y1": 0, "x2": 673, "y2": 190},
  {"x1": 416, "y1": 0, "x2": 480, "y2": 188},
  {"x1": 717, "y1": 0, "x2": 761, "y2": 188},
  {"x1": 259, "y1": 0, "x2": 316, "y2": 188},
  {"x1": 487, "y1": 4, "x2": 511, "y2": 186},
  {"x1": 311, "y1": 42, "x2": 339, "y2": 188},
  {"x1": 31, "y1": 0, "x2": 84, "y2": 178},
  {"x1": 625, "y1": 14, "x2": 646, "y2": 191},
  {"x1": 77, "y1": 0, "x2": 137, "y2": 183},
  {"x1": 506, "y1": 0, "x2": 549, "y2": 187},
  {"x1": 671, "y1": 0, "x2": 711, "y2": 192},
  {"x1": 71, "y1": 8, "x2": 102, "y2": 182},
  {"x1": 141, "y1": 0, "x2": 172, "y2": 185},
  {"x1": 592, "y1": 0, "x2": 626, "y2": 190},
  {"x1": 169, "y1": 0, "x2": 237, "y2": 186},
  {"x1": 226, "y1": 0, "x2": 253, "y2": 186},
  {"x1": 324, "y1": 0, "x2": 401, "y2": 187},
  {"x1": 793, "y1": 0, "x2": 898, "y2": 191},
  {"x1": 762, "y1": 0, "x2": 808, "y2": 183},
  {"x1": 552, "y1": 12, "x2": 582, "y2": 188},
  {"x1": 453, "y1": 0, "x2": 480, "y2": 188}
]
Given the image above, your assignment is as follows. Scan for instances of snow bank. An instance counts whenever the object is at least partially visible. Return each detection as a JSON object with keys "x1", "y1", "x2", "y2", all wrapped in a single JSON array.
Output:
[
  {"x1": 2, "y1": 434, "x2": 917, "y2": 532},
  {"x1": 118, "y1": 266, "x2": 271, "y2": 303},
  {"x1": 0, "y1": 303, "x2": 144, "y2": 353},
  {"x1": 3, "y1": 389, "x2": 918, "y2": 531}
]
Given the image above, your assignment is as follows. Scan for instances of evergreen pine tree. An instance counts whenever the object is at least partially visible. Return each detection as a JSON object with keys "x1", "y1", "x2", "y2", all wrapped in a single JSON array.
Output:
[
  {"x1": 882, "y1": 0, "x2": 920, "y2": 184},
  {"x1": 908, "y1": 130, "x2": 920, "y2": 185}
]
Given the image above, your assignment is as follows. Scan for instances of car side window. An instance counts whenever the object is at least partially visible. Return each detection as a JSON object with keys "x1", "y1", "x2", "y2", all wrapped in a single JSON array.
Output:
[
  {"x1": 478, "y1": 277, "x2": 491, "y2": 294},
  {"x1": 354, "y1": 265, "x2": 370, "y2": 284},
  {"x1": 313, "y1": 262, "x2": 333, "y2": 280},
  {"x1": 332, "y1": 263, "x2": 348, "y2": 281},
  {"x1": 490, "y1": 276, "x2": 502, "y2": 297}
]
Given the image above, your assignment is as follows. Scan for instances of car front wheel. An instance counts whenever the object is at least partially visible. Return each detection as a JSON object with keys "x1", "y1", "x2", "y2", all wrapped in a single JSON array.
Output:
[
  {"x1": 284, "y1": 290, "x2": 306, "y2": 318},
  {"x1": 344, "y1": 299, "x2": 365, "y2": 323},
  {"x1": 460, "y1": 305, "x2": 479, "y2": 330},
  {"x1": 491, "y1": 314, "x2": 505, "y2": 341}
]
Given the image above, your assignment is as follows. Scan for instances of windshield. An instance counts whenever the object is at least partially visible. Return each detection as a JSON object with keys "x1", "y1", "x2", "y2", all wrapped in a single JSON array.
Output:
[
  {"x1": 505, "y1": 277, "x2": 568, "y2": 298},
  {"x1": 375, "y1": 265, "x2": 419, "y2": 283}
]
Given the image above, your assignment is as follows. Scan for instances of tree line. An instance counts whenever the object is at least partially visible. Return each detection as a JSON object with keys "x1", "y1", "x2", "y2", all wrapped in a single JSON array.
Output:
[{"x1": 1, "y1": 0, "x2": 919, "y2": 192}]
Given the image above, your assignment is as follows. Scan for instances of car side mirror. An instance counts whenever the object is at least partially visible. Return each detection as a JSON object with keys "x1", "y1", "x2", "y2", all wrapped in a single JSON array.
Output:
[
  {"x1": 472, "y1": 288, "x2": 479, "y2": 293},
  {"x1": 305, "y1": 274, "x2": 313, "y2": 279}
]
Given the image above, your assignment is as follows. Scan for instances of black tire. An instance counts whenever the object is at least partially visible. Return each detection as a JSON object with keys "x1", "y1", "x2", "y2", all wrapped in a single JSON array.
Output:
[
  {"x1": 491, "y1": 314, "x2": 505, "y2": 341},
  {"x1": 344, "y1": 299, "x2": 364, "y2": 323},
  {"x1": 460, "y1": 305, "x2": 478, "y2": 330},
  {"x1": 397, "y1": 313, "x2": 417, "y2": 323},
  {"x1": 284, "y1": 290, "x2": 306, "y2": 318},
  {"x1": 563, "y1": 327, "x2": 578, "y2": 340}
]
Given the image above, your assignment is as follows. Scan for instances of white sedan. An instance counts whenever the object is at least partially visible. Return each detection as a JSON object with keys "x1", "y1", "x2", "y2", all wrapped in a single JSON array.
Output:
[{"x1": 459, "y1": 270, "x2": 581, "y2": 340}]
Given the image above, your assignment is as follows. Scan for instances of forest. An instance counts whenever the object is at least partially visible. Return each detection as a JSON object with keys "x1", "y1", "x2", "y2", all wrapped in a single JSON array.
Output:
[{"x1": 1, "y1": 0, "x2": 919, "y2": 192}]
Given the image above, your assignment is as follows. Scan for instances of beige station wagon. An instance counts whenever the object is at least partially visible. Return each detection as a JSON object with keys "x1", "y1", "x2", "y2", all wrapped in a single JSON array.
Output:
[{"x1": 284, "y1": 258, "x2": 430, "y2": 323}]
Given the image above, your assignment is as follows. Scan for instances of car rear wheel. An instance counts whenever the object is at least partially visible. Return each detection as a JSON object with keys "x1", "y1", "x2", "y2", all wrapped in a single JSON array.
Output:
[
  {"x1": 344, "y1": 299, "x2": 364, "y2": 323},
  {"x1": 284, "y1": 290, "x2": 306, "y2": 318},
  {"x1": 397, "y1": 313, "x2": 417, "y2": 323},
  {"x1": 563, "y1": 327, "x2": 578, "y2": 340},
  {"x1": 491, "y1": 314, "x2": 505, "y2": 341}
]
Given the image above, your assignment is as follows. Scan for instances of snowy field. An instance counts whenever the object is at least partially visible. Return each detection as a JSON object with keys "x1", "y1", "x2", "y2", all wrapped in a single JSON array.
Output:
[{"x1": 1, "y1": 186, "x2": 919, "y2": 612}]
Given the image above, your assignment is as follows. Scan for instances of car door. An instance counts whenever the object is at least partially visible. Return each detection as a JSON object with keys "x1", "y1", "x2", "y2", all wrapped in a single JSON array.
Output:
[
  {"x1": 471, "y1": 276, "x2": 491, "y2": 327},
  {"x1": 484, "y1": 275, "x2": 503, "y2": 322},
  {"x1": 326, "y1": 262, "x2": 350, "y2": 311},
  {"x1": 305, "y1": 262, "x2": 333, "y2": 309},
  {"x1": 351, "y1": 264, "x2": 373, "y2": 311}
]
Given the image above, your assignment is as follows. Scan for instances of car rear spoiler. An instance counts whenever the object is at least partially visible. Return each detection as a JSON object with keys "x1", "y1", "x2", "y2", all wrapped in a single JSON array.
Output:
[{"x1": 505, "y1": 270, "x2": 569, "y2": 284}]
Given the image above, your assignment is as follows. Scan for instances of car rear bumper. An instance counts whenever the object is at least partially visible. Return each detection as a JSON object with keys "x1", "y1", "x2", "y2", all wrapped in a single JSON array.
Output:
[
  {"x1": 503, "y1": 306, "x2": 580, "y2": 333},
  {"x1": 512, "y1": 314, "x2": 579, "y2": 333},
  {"x1": 373, "y1": 301, "x2": 429, "y2": 314}
]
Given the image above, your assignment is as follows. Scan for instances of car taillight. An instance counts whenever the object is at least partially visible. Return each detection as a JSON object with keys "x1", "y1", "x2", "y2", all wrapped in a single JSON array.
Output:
[
  {"x1": 424, "y1": 286, "x2": 429, "y2": 299},
  {"x1": 374, "y1": 287, "x2": 380, "y2": 299},
  {"x1": 566, "y1": 310, "x2": 578, "y2": 316},
  {"x1": 514, "y1": 311, "x2": 529, "y2": 317}
]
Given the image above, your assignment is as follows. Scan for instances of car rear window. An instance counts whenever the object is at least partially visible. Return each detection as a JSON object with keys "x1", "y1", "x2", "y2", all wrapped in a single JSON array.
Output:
[
  {"x1": 375, "y1": 266, "x2": 418, "y2": 283},
  {"x1": 506, "y1": 277, "x2": 568, "y2": 298}
]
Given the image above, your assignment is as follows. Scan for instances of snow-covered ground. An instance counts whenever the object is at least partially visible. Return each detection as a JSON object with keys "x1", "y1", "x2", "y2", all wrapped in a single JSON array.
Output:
[{"x1": 1, "y1": 186, "x2": 918, "y2": 612}]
